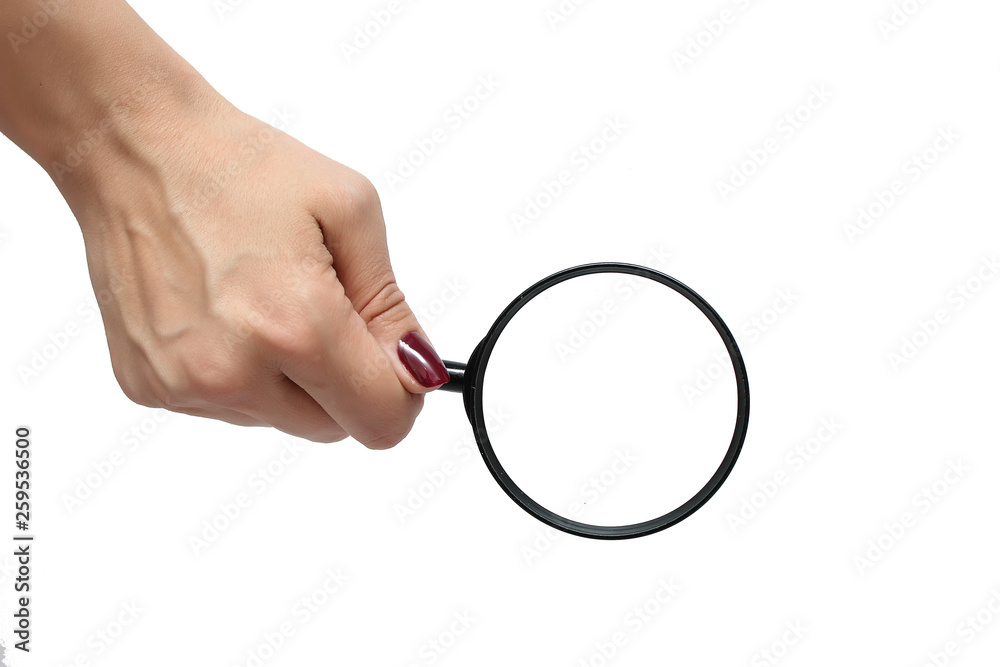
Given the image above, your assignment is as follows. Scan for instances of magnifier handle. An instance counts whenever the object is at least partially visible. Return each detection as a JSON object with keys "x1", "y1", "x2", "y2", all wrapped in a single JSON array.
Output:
[{"x1": 440, "y1": 360, "x2": 466, "y2": 393}]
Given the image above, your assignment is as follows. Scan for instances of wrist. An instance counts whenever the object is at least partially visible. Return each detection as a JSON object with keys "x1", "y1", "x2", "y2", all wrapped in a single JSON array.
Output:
[
  {"x1": 0, "y1": 1, "x2": 231, "y2": 190},
  {"x1": 47, "y1": 68, "x2": 230, "y2": 190}
]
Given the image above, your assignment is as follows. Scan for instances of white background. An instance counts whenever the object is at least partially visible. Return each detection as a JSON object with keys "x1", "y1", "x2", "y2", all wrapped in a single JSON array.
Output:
[{"x1": 2, "y1": 0, "x2": 999, "y2": 665}]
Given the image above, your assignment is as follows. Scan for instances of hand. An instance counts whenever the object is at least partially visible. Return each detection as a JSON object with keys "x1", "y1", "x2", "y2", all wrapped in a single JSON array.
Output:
[
  {"x1": 0, "y1": 1, "x2": 449, "y2": 446},
  {"x1": 58, "y1": 95, "x2": 448, "y2": 446}
]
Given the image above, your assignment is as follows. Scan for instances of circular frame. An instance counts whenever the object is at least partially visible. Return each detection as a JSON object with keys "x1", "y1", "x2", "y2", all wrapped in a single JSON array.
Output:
[{"x1": 463, "y1": 262, "x2": 751, "y2": 540}]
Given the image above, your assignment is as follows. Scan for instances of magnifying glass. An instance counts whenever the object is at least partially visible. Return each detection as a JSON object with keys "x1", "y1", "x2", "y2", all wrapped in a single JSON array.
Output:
[{"x1": 437, "y1": 262, "x2": 750, "y2": 540}]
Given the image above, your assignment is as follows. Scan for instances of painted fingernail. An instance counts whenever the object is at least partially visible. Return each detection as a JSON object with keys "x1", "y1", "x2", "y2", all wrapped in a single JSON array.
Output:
[{"x1": 397, "y1": 331, "x2": 449, "y2": 388}]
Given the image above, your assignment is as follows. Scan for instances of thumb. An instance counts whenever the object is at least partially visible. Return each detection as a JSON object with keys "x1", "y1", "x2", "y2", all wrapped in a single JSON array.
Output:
[
  {"x1": 362, "y1": 282, "x2": 450, "y2": 394},
  {"x1": 313, "y1": 173, "x2": 449, "y2": 393}
]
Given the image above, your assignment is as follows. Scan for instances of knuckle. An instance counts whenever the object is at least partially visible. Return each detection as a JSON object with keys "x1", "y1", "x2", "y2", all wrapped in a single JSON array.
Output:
[
  {"x1": 357, "y1": 280, "x2": 408, "y2": 328},
  {"x1": 299, "y1": 274, "x2": 339, "y2": 309},
  {"x1": 170, "y1": 349, "x2": 247, "y2": 408},
  {"x1": 159, "y1": 389, "x2": 189, "y2": 410},
  {"x1": 120, "y1": 380, "x2": 158, "y2": 409},
  {"x1": 257, "y1": 314, "x2": 322, "y2": 362},
  {"x1": 333, "y1": 172, "x2": 382, "y2": 220},
  {"x1": 112, "y1": 362, "x2": 159, "y2": 409}
]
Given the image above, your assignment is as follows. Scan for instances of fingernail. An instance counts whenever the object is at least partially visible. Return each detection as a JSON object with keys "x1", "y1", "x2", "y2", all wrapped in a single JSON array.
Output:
[{"x1": 397, "y1": 331, "x2": 449, "y2": 388}]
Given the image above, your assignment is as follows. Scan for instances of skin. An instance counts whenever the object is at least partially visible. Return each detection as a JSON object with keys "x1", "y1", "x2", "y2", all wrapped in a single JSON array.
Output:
[{"x1": 1, "y1": 0, "x2": 441, "y2": 447}]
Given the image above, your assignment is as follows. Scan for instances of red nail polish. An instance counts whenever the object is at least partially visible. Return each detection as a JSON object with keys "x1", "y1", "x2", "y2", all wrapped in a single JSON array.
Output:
[{"x1": 398, "y1": 331, "x2": 449, "y2": 388}]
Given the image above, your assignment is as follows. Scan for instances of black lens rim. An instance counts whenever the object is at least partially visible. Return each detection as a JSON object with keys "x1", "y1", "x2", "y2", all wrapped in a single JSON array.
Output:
[{"x1": 462, "y1": 262, "x2": 751, "y2": 540}]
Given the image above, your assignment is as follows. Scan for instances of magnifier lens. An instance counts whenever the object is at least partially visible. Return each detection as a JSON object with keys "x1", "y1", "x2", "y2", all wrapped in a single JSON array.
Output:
[{"x1": 480, "y1": 271, "x2": 738, "y2": 529}]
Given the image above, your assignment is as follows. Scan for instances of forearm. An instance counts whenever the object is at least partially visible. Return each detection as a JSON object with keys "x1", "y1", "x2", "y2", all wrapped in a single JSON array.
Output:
[{"x1": 0, "y1": 0, "x2": 221, "y2": 181}]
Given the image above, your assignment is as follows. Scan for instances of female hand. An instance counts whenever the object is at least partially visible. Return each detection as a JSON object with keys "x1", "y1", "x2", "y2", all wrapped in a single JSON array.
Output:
[{"x1": 0, "y1": 0, "x2": 448, "y2": 446}]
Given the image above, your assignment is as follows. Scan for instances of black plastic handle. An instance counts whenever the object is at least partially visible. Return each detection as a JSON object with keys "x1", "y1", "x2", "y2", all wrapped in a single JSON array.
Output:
[{"x1": 440, "y1": 360, "x2": 466, "y2": 393}]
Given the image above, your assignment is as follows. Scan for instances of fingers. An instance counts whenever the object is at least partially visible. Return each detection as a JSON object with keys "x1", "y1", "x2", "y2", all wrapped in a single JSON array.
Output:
[
  {"x1": 166, "y1": 405, "x2": 267, "y2": 428},
  {"x1": 275, "y1": 265, "x2": 423, "y2": 449},
  {"x1": 241, "y1": 374, "x2": 349, "y2": 444},
  {"x1": 310, "y1": 172, "x2": 450, "y2": 394},
  {"x1": 111, "y1": 334, "x2": 349, "y2": 443},
  {"x1": 123, "y1": 380, "x2": 348, "y2": 443}
]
